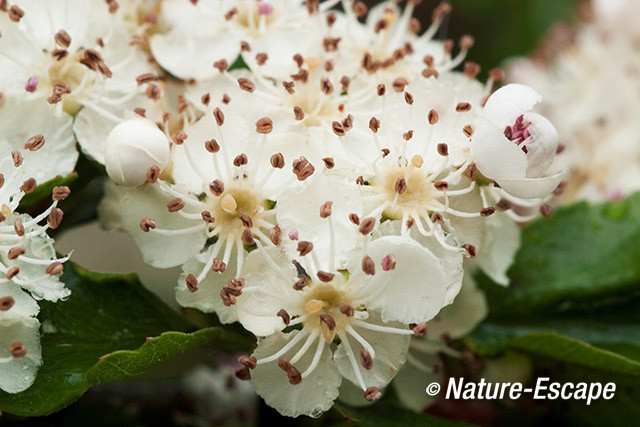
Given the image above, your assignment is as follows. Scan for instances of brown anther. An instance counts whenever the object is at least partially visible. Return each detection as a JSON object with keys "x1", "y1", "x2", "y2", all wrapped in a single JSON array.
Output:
[
  {"x1": 241, "y1": 228, "x2": 255, "y2": 245},
  {"x1": 133, "y1": 108, "x2": 146, "y2": 117},
  {"x1": 297, "y1": 241, "x2": 313, "y2": 256},
  {"x1": 213, "y1": 59, "x2": 228, "y2": 72},
  {"x1": 212, "y1": 258, "x2": 227, "y2": 273},
  {"x1": 480, "y1": 207, "x2": 496, "y2": 217},
  {"x1": 413, "y1": 322, "x2": 428, "y2": 338},
  {"x1": 340, "y1": 76, "x2": 351, "y2": 92},
  {"x1": 342, "y1": 114, "x2": 354, "y2": 131},
  {"x1": 239, "y1": 355, "x2": 257, "y2": 369},
  {"x1": 340, "y1": 304, "x2": 354, "y2": 317},
  {"x1": 13, "y1": 217, "x2": 25, "y2": 236},
  {"x1": 540, "y1": 204, "x2": 553, "y2": 217},
  {"x1": 8, "y1": 247, "x2": 25, "y2": 260},
  {"x1": 205, "y1": 138, "x2": 220, "y2": 153},
  {"x1": 223, "y1": 278, "x2": 245, "y2": 297},
  {"x1": 282, "y1": 81, "x2": 295, "y2": 94},
  {"x1": 404, "y1": 91, "x2": 414, "y2": 105},
  {"x1": 320, "y1": 77, "x2": 333, "y2": 95},
  {"x1": 293, "y1": 106, "x2": 305, "y2": 121},
  {"x1": 319, "y1": 201, "x2": 333, "y2": 218},
  {"x1": 12, "y1": 150, "x2": 23, "y2": 167},
  {"x1": 553, "y1": 181, "x2": 567, "y2": 196},
  {"x1": 437, "y1": 143, "x2": 449, "y2": 156},
  {"x1": 353, "y1": 1, "x2": 367, "y2": 17},
  {"x1": 107, "y1": 0, "x2": 119, "y2": 13},
  {"x1": 213, "y1": 107, "x2": 225, "y2": 126},
  {"x1": 172, "y1": 130, "x2": 187, "y2": 145},
  {"x1": 8, "y1": 5, "x2": 24, "y2": 22},
  {"x1": 362, "y1": 255, "x2": 375, "y2": 275},
  {"x1": 376, "y1": 84, "x2": 386, "y2": 96},
  {"x1": 464, "y1": 244, "x2": 477, "y2": 258},
  {"x1": 255, "y1": 52, "x2": 268, "y2": 65},
  {"x1": 166, "y1": 198, "x2": 185, "y2": 213},
  {"x1": 0, "y1": 296, "x2": 15, "y2": 311},
  {"x1": 145, "y1": 166, "x2": 160, "y2": 183},
  {"x1": 135, "y1": 73, "x2": 157, "y2": 86},
  {"x1": 233, "y1": 153, "x2": 248, "y2": 167},
  {"x1": 0, "y1": 173, "x2": 4, "y2": 189},
  {"x1": 96, "y1": 61, "x2": 112, "y2": 78},
  {"x1": 331, "y1": 121, "x2": 346, "y2": 136},
  {"x1": 20, "y1": 178, "x2": 37, "y2": 194},
  {"x1": 51, "y1": 49, "x2": 68, "y2": 61},
  {"x1": 360, "y1": 348, "x2": 373, "y2": 370},
  {"x1": 237, "y1": 77, "x2": 255, "y2": 93},
  {"x1": 326, "y1": 12, "x2": 337, "y2": 26},
  {"x1": 8, "y1": 342, "x2": 27, "y2": 358},
  {"x1": 235, "y1": 213, "x2": 252, "y2": 229},
  {"x1": 428, "y1": 109, "x2": 439, "y2": 125},
  {"x1": 460, "y1": 35, "x2": 475, "y2": 50},
  {"x1": 24, "y1": 134, "x2": 45, "y2": 151},
  {"x1": 463, "y1": 61, "x2": 481, "y2": 79},
  {"x1": 408, "y1": 17, "x2": 421, "y2": 34},
  {"x1": 53, "y1": 30, "x2": 71, "y2": 49},
  {"x1": 364, "y1": 387, "x2": 382, "y2": 402},
  {"x1": 201, "y1": 211, "x2": 214, "y2": 224},
  {"x1": 456, "y1": 102, "x2": 472, "y2": 112},
  {"x1": 465, "y1": 163, "x2": 477, "y2": 181},
  {"x1": 267, "y1": 153, "x2": 284, "y2": 170},
  {"x1": 320, "y1": 314, "x2": 336, "y2": 331},
  {"x1": 431, "y1": 213, "x2": 443, "y2": 222},
  {"x1": 200, "y1": 93, "x2": 211, "y2": 106},
  {"x1": 496, "y1": 199, "x2": 511, "y2": 211},
  {"x1": 434, "y1": 181, "x2": 449, "y2": 190},
  {"x1": 319, "y1": 157, "x2": 334, "y2": 170},
  {"x1": 240, "y1": 40, "x2": 251, "y2": 51},
  {"x1": 220, "y1": 289, "x2": 236, "y2": 306},
  {"x1": 463, "y1": 125, "x2": 474, "y2": 138},
  {"x1": 349, "y1": 213, "x2": 360, "y2": 225},
  {"x1": 46, "y1": 262, "x2": 64, "y2": 276},
  {"x1": 395, "y1": 178, "x2": 407, "y2": 195},
  {"x1": 224, "y1": 7, "x2": 238, "y2": 20},
  {"x1": 359, "y1": 217, "x2": 375, "y2": 235},
  {"x1": 422, "y1": 68, "x2": 439, "y2": 79},
  {"x1": 145, "y1": 84, "x2": 161, "y2": 100},
  {"x1": 290, "y1": 68, "x2": 308, "y2": 82},
  {"x1": 185, "y1": 274, "x2": 198, "y2": 292},
  {"x1": 209, "y1": 180, "x2": 224, "y2": 196},
  {"x1": 256, "y1": 117, "x2": 273, "y2": 134},
  {"x1": 270, "y1": 225, "x2": 283, "y2": 246},
  {"x1": 6, "y1": 267, "x2": 19, "y2": 280},
  {"x1": 392, "y1": 78, "x2": 408, "y2": 92},
  {"x1": 235, "y1": 366, "x2": 251, "y2": 380},
  {"x1": 48, "y1": 207, "x2": 63, "y2": 229},
  {"x1": 369, "y1": 117, "x2": 381, "y2": 133},
  {"x1": 278, "y1": 358, "x2": 292, "y2": 372},
  {"x1": 293, "y1": 275, "x2": 308, "y2": 290},
  {"x1": 287, "y1": 365, "x2": 302, "y2": 385},
  {"x1": 317, "y1": 271, "x2": 335, "y2": 282},
  {"x1": 489, "y1": 68, "x2": 505, "y2": 81},
  {"x1": 292, "y1": 156, "x2": 315, "y2": 181}
]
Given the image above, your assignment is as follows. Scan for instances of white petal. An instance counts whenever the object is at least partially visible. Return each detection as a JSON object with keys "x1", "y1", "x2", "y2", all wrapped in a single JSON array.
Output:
[
  {"x1": 483, "y1": 84, "x2": 542, "y2": 129},
  {"x1": 496, "y1": 169, "x2": 567, "y2": 199},
  {"x1": 251, "y1": 331, "x2": 342, "y2": 418},
  {"x1": 0, "y1": 317, "x2": 42, "y2": 393},
  {"x1": 350, "y1": 236, "x2": 447, "y2": 325},
  {"x1": 120, "y1": 184, "x2": 207, "y2": 268},
  {"x1": 0, "y1": 283, "x2": 39, "y2": 321},
  {"x1": 334, "y1": 312, "x2": 410, "y2": 389},
  {"x1": 471, "y1": 122, "x2": 528, "y2": 180},
  {"x1": 235, "y1": 247, "x2": 300, "y2": 337},
  {"x1": 175, "y1": 249, "x2": 238, "y2": 324},
  {"x1": 393, "y1": 351, "x2": 443, "y2": 412},
  {"x1": 472, "y1": 211, "x2": 520, "y2": 286}
]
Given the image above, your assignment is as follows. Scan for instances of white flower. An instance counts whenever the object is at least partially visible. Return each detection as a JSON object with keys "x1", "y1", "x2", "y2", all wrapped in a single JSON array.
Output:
[
  {"x1": 105, "y1": 116, "x2": 171, "y2": 186},
  {"x1": 0, "y1": 1, "x2": 160, "y2": 164},
  {"x1": 0, "y1": 147, "x2": 71, "y2": 393},
  {"x1": 227, "y1": 192, "x2": 452, "y2": 417},
  {"x1": 471, "y1": 84, "x2": 565, "y2": 199}
]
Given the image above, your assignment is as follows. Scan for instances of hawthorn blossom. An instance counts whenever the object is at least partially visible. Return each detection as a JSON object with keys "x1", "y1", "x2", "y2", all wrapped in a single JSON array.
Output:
[
  {"x1": 0, "y1": 1, "x2": 160, "y2": 164},
  {"x1": 0, "y1": 143, "x2": 71, "y2": 393},
  {"x1": 230, "y1": 196, "x2": 453, "y2": 417}
]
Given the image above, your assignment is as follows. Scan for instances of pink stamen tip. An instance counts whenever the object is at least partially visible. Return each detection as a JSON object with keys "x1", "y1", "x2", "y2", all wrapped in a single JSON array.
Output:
[
  {"x1": 381, "y1": 254, "x2": 396, "y2": 271},
  {"x1": 258, "y1": 1, "x2": 273, "y2": 15},
  {"x1": 504, "y1": 115, "x2": 532, "y2": 151},
  {"x1": 25, "y1": 76, "x2": 39, "y2": 93},
  {"x1": 288, "y1": 229, "x2": 299, "y2": 241},
  {"x1": 608, "y1": 188, "x2": 626, "y2": 201}
]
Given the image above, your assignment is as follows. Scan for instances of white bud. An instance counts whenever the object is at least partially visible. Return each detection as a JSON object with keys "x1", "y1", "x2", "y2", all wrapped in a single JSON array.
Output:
[{"x1": 105, "y1": 117, "x2": 170, "y2": 186}]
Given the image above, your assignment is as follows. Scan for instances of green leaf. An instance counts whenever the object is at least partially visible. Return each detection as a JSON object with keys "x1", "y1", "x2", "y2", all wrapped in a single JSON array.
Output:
[
  {"x1": 0, "y1": 263, "x2": 252, "y2": 416},
  {"x1": 481, "y1": 193, "x2": 640, "y2": 317},
  {"x1": 335, "y1": 403, "x2": 472, "y2": 427}
]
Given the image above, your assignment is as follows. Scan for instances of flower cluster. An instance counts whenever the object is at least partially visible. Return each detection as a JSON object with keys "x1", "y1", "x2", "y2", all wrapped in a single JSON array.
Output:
[
  {"x1": 1, "y1": 0, "x2": 564, "y2": 417},
  {"x1": 507, "y1": 0, "x2": 640, "y2": 202}
]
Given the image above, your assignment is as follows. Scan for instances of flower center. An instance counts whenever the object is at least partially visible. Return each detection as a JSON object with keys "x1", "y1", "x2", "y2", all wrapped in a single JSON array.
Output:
[
  {"x1": 233, "y1": 1, "x2": 277, "y2": 36},
  {"x1": 303, "y1": 282, "x2": 351, "y2": 343},
  {"x1": 43, "y1": 51, "x2": 96, "y2": 115},
  {"x1": 374, "y1": 162, "x2": 438, "y2": 220},
  {"x1": 504, "y1": 115, "x2": 532, "y2": 152},
  {"x1": 208, "y1": 183, "x2": 262, "y2": 238}
]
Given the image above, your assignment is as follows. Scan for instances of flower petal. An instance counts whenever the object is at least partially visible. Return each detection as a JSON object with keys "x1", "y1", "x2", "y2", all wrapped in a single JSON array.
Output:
[
  {"x1": 496, "y1": 169, "x2": 567, "y2": 199},
  {"x1": 483, "y1": 84, "x2": 542, "y2": 129},
  {"x1": 471, "y1": 121, "x2": 528, "y2": 180},
  {"x1": 0, "y1": 317, "x2": 42, "y2": 393}
]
